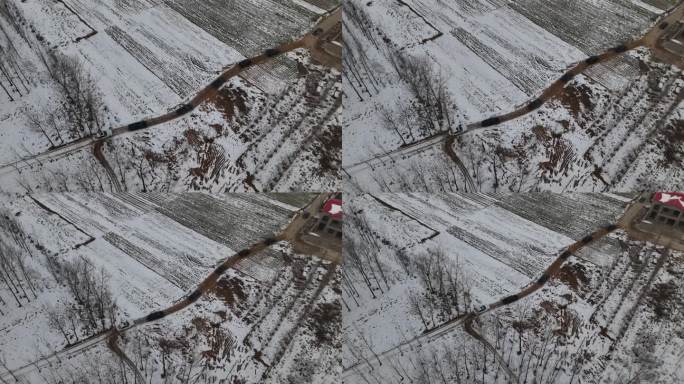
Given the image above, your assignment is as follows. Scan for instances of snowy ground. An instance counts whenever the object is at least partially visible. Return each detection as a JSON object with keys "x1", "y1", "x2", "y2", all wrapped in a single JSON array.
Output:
[
  {"x1": 343, "y1": 0, "x2": 683, "y2": 193},
  {"x1": 342, "y1": 192, "x2": 684, "y2": 383},
  {"x1": 0, "y1": 0, "x2": 341, "y2": 194},
  {"x1": 0, "y1": 193, "x2": 340, "y2": 384}
]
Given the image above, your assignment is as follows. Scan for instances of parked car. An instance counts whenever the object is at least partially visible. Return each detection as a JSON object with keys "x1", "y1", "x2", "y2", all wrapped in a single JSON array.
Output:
[{"x1": 95, "y1": 127, "x2": 112, "y2": 139}]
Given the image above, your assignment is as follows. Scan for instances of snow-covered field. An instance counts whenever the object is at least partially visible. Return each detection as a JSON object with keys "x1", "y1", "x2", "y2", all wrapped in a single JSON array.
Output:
[
  {"x1": 343, "y1": 0, "x2": 683, "y2": 193},
  {"x1": 343, "y1": 192, "x2": 684, "y2": 383},
  {"x1": 0, "y1": 193, "x2": 340, "y2": 383},
  {"x1": 0, "y1": 0, "x2": 341, "y2": 194}
]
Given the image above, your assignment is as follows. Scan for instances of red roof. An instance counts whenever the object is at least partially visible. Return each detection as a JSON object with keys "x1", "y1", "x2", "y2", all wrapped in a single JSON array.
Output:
[
  {"x1": 653, "y1": 192, "x2": 684, "y2": 211},
  {"x1": 323, "y1": 198, "x2": 343, "y2": 219}
]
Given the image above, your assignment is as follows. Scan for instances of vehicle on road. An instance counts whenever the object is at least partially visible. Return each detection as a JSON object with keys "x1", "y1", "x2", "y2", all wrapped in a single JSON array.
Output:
[{"x1": 94, "y1": 127, "x2": 112, "y2": 139}]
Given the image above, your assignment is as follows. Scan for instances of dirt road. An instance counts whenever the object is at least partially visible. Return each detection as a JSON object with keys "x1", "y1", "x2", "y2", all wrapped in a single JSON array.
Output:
[
  {"x1": 464, "y1": 1, "x2": 684, "y2": 133},
  {"x1": 0, "y1": 8, "x2": 342, "y2": 182},
  {"x1": 0, "y1": 193, "x2": 334, "y2": 381},
  {"x1": 462, "y1": 223, "x2": 620, "y2": 383},
  {"x1": 342, "y1": 223, "x2": 621, "y2": 382},
  {"x1": 343, "y1": 2, "x2": 684, "y2": 190}
]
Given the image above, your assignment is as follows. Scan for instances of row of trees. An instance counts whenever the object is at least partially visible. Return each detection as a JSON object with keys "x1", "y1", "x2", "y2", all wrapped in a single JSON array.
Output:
[
  {"x1": 44, "y1": 256, "x2": 117, "y2": 343},
  {"x1": 26, "y1": 51, "x2": 108, "y2": 147},
  {"x1": 348, "y1": 305, "x2": 575, "y2": 384},
  {"x1": 342, "y1": 203, "x2": 472, "y2": 328},
  {"x1": 342, "y1": 209, "x2": 388, "y2": 305},
  {"x1": 387, "y1": 53, "x2": 456, "y2": 138},
  {"x1": 407, "y1": 248, "x2": 472, "y2": 329},
  {"x1": 0, "y1": 211, "x2": 38, "y2": 313},
  {"x1": 2, "y1": 0, "x2": 108, "y2": 144}
]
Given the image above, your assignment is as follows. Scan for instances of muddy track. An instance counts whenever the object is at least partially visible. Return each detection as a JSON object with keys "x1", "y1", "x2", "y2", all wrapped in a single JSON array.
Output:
[
  {"x1": 444, "y1": 135, "x2": 476, "y2": 192},
  {"x1": 103, "y1": 9, "x2": 340, "y2": 138},
  {"x1": 107, "y1": 330, "x2": 144, "y2": 384},
  {"x1": 93, "y1": 141, "x2": 123, "y2": 193}
]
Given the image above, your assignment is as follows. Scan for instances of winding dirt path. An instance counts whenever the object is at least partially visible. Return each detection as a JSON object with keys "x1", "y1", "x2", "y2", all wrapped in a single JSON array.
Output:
[
  {"x1": 444, "y1": 134, "x2": 476, "y2": 192},
  {"x1": 1, "y1": 193, "x2": 331, "y2": 381},
  {"x1": 342, "y1": 223, "x2": 622, "y2": 382},
  {"x1": 92, "y1": 141, "x2": 122, "y2": 193},
  {"x1": 344, "y1": 2, "x2": 684, "y2": 189},
  {"x1": 463, "y1": 2, "x2": 684, "y2": 133},
  {"x1": 0, "y1": 8, "x2": 341, "y2": 181},
  {"x1": 462, "y1": 223, "x2": 620, "y2": 383},
  {"x1": 100, "y1": 8, "x2": 339, "y2": 140}
]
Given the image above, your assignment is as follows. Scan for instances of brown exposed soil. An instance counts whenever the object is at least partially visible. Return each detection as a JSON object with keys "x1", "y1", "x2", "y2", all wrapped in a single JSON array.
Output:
[
  {"x1": 532, "y1": 125, "x2": 552, "y2": 142},
  {"x1": 539, "y1": 300, "x2": 558, "y2": 314},
  {"x1": 206, "y1": 86, "x2": 248, "y2": 123},
  {"x1": 188, "y1": 142, "x2": 224, "y2": 187},
  {"x1": 209, "y1": 123, "x2": 224, "y2": 135},
  {"x1": 184, "y1": 128, "x2": 203, "y2": 147},
  {"x1": 538, "y1": 137, "x2": 575, "y2": 176},
  {"x1": 557, "y1": 262, "x2": 590, "y2": 294},
  {"x1": 646, "y1": 280, "x2": 678, "y2": 320},
  {"x1": 307, "y1": 302, "x2": 341, "y2": 345},
  {"x1": 211, "y1": 276, "x2": 248, "y2": 311},
  {"x1": 158, "y1": 337, "x2": 190, "y2": 353},
  {"x1": 658, "y1": 119, "x2": 683, "y2": 167},
  {"x1": 313, "y1": 124, "x2": 342, "y2": 176},
  {"x1": 192, "y1": 317, "x2": 212, "y2": 332},
  {"x1": 554, "y1": 83, "x2": 594, "y2": 120}
]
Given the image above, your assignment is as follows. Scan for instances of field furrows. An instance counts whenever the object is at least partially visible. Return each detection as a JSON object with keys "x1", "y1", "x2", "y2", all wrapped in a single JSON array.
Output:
[
  {"x1": 306, "y1": 0, "x2": 341, "y2": 11},
  {"x1": 245, "y1": 259, "x2": 322, "y2": 350},
  {"x1": 608, "y1": 249, "x2": 668, "y2": 344},
  {"x1": 152, "y1": 193, "x2": 292, "y2": 250},
  {"x1": 261, "y1": 262, "x2": 326, "y2": 361},
  {"x1": 447, "y1": 225, "x2": 550, "y2": 277},
  {"x1": 103, "y1": 232, "x2": 205, "y2": 290},
  {"x1": 581, "y1": 75, "x2": 651, "y2": 164},
  {"x1": 163, "y1": 0, "x2": 313, "y2": 88},
  {"x1": 379, "y1": 193, "x2": 468, "y2": 229},
  {"x1": 235, "y1": 250, "x2": 287, "y2": 283},
  {"x1": 264, "y1": 265, "x2": 337, "y2": 375},
  {"x1": 106, "y1": 25, "x2": 197, "y2": 97},
  {"x1": 584, "y1": 55, "x2": 641, "y2": 92},
  {"x1": 451, "y1": 27, "x2": 548, "y2": 95},
  {"x1": 226, "y1": 71, "x2": 340, "y2": 191},
  {"x1": 269, "y1": 81, "x2": 342, "y2": 190},
  {"x1": 508, "y1": 0, "x2": 653, "y2": 55},
  {"x1": 110, "y1": 193, "x2": 161, "y2": 213},
  {"x1": 33, "y1": 194, "x2": 141, "y2": 234},
  {"x1": 609, "y1": 83, "x2": 683, "y2": 187},
  {"x1": 494, "y1": 194, "x2": 624, "y2": 240},
  {"x1": 596, "y1": 71, "x2": 681, "y2": 182}
]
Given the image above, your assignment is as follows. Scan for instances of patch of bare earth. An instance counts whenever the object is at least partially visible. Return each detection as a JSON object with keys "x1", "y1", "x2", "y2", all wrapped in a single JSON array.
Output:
[
  {"x1": 313, "y1": 124, "x2": 341, "y2": 176},
  {"x1": 646, "y1": 281, "x2": 679, "y2": 320},
  {"x1": 557, "y1": 262, "x2": 590, "y2": 295},
  {"x1": 658, "y1": 119, "x2": 683, "y2": 167},
  {"x1": 554, "y1": 83, "x2": 594, "y2": 121},
  {"x1": 307, "y1": 302, "x2": 341, "y2": 346},
  {"x1": 532, "y1": 124, "x2": 575, "y2": 179},
  {"x1": 211, "y1": 276, "x2": 248, "y2": 314}
]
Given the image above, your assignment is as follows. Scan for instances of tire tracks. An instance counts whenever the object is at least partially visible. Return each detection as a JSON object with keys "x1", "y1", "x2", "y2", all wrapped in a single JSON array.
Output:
[{"x1": 93, "y1": 141, "x2": 123, "y2": 193}]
